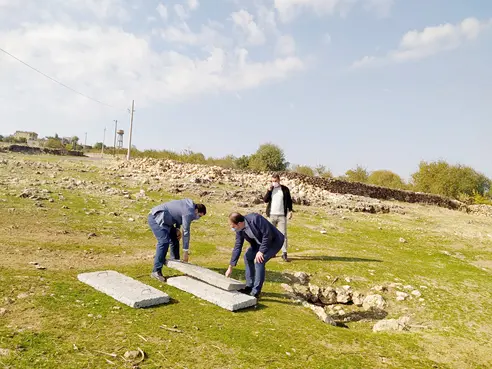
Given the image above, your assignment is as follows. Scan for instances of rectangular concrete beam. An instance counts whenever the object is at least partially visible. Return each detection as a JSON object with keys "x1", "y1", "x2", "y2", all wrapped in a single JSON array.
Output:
[
  {"x1": 167, "y1": 276, "x2": 256, "y2": 311},
  {"x1": 78, "y1": 270, "x2": 169, "y2": 308},
  {"x1": 166, "y1": 260, "x2": 245, "y2": 291}
]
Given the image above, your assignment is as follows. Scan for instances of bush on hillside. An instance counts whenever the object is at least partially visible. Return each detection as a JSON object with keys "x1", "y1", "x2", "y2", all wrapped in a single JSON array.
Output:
[
  {"x1": 411, "y1": 160, "x2": 490, "y2": 199},
  {"x1": 368, "y1": 170, "x2": 407, "y2": 189},
  {"x1": 248, "y1": 143, "x2": 288, "y2": 172},
  {"x1": 343, "y1": 165, "x2": 369, "y2": 183}
]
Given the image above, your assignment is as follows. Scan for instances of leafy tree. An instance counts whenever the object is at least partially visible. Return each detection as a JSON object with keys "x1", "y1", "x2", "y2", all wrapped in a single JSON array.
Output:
[
  {"x1": 411, "y1": 160, "x2": 490, "y2": 198},
  {"x1": 248, "y1": 143, "x2": 288, "y2": 171},
  {"x1": 344, "y1": 165, "x2": 369, "y2": 183},
  {"x1": 0, "y1": 135, "x2": 4, "y2": 141},
  {"x1": 293, "y1": 165, "x2": 315, "y2": 176},
  {"x1": 45, "y1": 138, "x2": 64, "y2": 149},
  {"x1": 368, "y1": 170, "x2": 406, "y2": 189},
  {"x1": 93, "y1": 142, "x2": 103, "y2": 150},
  {"x1": 315, "y1": 164, "x2": 333, "y2": 178},
  {"x1": 235, "y1": 155, "x2": 251, "y2": 170}
]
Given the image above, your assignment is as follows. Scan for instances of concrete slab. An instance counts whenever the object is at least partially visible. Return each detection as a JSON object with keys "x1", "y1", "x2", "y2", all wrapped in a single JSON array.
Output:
[
  {"x1": 78, "y1": 270, "x2": 169, "y2": 308},
  {"x1": 167, "y1": 276, "x2": 256, "y2": 311},
  {"x1": 166, "y1": 260, "x2": 245, "y2": 291}
]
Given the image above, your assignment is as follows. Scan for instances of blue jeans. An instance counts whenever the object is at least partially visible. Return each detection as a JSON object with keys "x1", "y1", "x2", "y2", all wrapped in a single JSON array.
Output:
[
  {"x1": 244, "y1": 243, "x2": 282, "y2": 296},
  {"x1": 148, "y1": 214, "x2": 180, "y2": 273}
]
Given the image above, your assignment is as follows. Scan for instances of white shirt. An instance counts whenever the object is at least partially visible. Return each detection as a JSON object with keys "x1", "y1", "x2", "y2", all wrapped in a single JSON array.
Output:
[{"x1": 270, "y1": 186, "x2": 285, "y2": 216}]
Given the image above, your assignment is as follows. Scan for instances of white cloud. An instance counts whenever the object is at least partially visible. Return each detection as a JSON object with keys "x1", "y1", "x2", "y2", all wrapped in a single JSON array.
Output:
[
  {"x1": 273, "y1": 0, "x2": 395, "y2": 22},
  {"x1": 0, "y1": 1, "x2": 307, "y2": 139},
  {"x1": 276, "y1": 34, "x2": 296, "y2": 56},
  {"x1": 158, "y1": 21, "x2": 229, "y2": 47},
  {"x1": 187, "y1": 0, "x2": 199, "y2": 11},
  {"x1": 352, "y1": 17, "x2": 491, "y2": 68},
  {"x1": 0, "y1": 22, "x2": 303, "y2": 111},
  {"x1": 174, "y1": 4, "x2": 189, "y2": 20},
  {"x1": 230, "y1": 9, "x2": 266, "y2": 46},
  {"x1": 156, "y1": 3, "x2": 168, "y2": 21},
  {"x1": 364, "y1": 0, "x2": 394, "y2": 18}
]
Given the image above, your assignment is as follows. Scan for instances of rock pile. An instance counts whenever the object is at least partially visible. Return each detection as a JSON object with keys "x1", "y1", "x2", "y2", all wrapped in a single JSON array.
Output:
[{"x1": 112, "y1": 158, "x2": 409, "y2": 214}]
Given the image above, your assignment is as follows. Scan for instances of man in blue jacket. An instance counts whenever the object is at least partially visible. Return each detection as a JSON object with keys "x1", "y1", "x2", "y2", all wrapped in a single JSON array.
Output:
[
  {"x1": 148, "y1": 198, "x2": 207, "y2": 282},
  {"x1": 225, "y1": 212, "x2": 285, "y2": 298}
]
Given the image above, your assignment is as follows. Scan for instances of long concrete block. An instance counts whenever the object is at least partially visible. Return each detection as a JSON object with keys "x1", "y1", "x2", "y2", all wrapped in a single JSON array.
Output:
[
  {"x1": 166, "y1": 260, "x2": 245, "y2": 291},
  {"x1": 78, "y1": 270, "x2": 169, "y2": 308},
  {"x1": 167, "y1": 276, "x2": 256, "y2": 311}
]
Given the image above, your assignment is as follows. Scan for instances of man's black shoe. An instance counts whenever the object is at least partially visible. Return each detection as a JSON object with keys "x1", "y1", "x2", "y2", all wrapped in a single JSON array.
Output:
[
  {"x1": 281, "y1": 253, "x2": 291, "y2": 262},
  {"x1": 238, "y1": 286, "x2": 252, "y2": 295}
]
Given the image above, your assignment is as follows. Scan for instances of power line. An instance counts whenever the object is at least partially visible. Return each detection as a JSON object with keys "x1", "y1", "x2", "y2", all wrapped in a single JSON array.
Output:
[{"x1": 0, "y1": 46, "x2": 113, "y2": 108}]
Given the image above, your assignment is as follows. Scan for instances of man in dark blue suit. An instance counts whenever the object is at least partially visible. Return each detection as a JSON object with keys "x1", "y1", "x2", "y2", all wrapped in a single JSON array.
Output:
[{"x1": 225, "y1": 212, "x2": 285, "y2": 298}]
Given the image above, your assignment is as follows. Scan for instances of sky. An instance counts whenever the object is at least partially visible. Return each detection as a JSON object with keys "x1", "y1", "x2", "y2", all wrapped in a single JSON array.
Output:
[{"x1": 0, "y1": 0, "x2": 491, "y2": 179}]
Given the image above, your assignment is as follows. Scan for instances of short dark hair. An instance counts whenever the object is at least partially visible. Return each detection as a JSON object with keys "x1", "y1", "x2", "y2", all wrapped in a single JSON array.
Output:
[
  {"x1": 195, "y1": 203, "x2": 207, "y2": 215},
  {"x1": 272, "y1": 173, "x2": 280, "y2": 180},
  {"x1": 229, "y1": 212, "x2": 244, "y2": 224}
]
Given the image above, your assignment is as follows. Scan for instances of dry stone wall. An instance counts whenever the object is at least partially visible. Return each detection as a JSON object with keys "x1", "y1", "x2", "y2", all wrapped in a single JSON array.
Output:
[{"x1": 112, "y1": 158, "x2": 470, "y2": 213}]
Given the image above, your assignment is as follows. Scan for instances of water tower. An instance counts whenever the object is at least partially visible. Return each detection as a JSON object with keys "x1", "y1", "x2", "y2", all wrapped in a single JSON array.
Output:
[{"x1": 117, "y1": 130, "x2": 124, "y2": 149}]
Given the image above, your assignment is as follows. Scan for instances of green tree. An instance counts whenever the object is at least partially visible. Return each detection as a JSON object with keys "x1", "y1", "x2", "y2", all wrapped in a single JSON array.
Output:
[
  {"x1": 368, "y1": 170, "x2": 406, "y2": 189},
  {"x1": 93, "y1": 142, "x2": 103, "y2": 150},
  {"x1": 315, "y1": 164, "x2": 333, "y2": 178},
  {"x1": 344, "y1": 165, "x2": 369, "y2": 183},
  {"x1": 293, "y1": 165, "x2": 315, "y2": 176},
  {"x1": 248, "y1": 143, "x2": 288, "y2": 172},
  {"x1": 411, "y1": 160, "x2": 490, "y2": 198},
  {"x1": 45, "y1": 138, "x2": 64, "y2": 149},
  {"x1": 235, "y1": 155, "x2": 251, "y2": 170}
]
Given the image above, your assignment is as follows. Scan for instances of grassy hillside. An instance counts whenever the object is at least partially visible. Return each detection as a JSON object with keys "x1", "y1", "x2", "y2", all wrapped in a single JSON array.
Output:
[{"x1": 0, "y1": 154, "x2": 491, "y2": 369}]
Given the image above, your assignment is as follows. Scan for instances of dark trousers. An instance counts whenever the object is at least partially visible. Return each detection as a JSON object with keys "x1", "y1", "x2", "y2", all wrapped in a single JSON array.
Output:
[
  {"x1": 148, "y1": 214, "x2": 180, "y2": 273},
  {"x1": 244, "y1": 243, "x2": 283, "y2": 296}
]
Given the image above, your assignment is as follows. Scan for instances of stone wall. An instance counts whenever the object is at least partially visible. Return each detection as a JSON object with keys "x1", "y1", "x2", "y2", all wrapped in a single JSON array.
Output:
[
  {"x1": 113, "y1": 158, "x2": 468, "y2": 212},
  {"x1": 6, "y1": 145, "x2": 85, "y2": 157},
  {"x1": 278, "y1": 171, "x2": 464, "y2": 210}
]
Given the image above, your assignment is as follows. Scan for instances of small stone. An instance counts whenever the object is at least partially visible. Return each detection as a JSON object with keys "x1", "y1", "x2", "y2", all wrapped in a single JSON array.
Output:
[
  {"x1": 112, "y1": 306, "x2": 121, "y2": 310},
  {"x1": 128, "y1": 218, "x2": 135, "y2": 222},
  {"x1": 396, "y1": 291, "x2": 409, "y2": 301},
  {"x1": 0, "y1": 348, "x2": 12, "y2": 357},
  {"x1": 35, "y1": 265, "x2": 46, "y2": 270},
  {"x1": 411, "y1": 290, "x2": 421, "y2": 297},
  {"x1": 399, "y1": 237, "x2": 407, "y2": 243},
  {"x1": 17, "y1": 293, "x2": 29, "y2": 299},
  {"x1": 87, "y1": 232, "x2": 97, "y2": 238},
  {"x1": 352, "y1": 291, "x2": 364, "y2": 306},
  {"x1": 373, "y1": 316, "x2": 410, "y2": 332},
  {"x1": 0, "y1": 308, "x2": 7, "y2": 316},
  {"x1": 292, "y1": 272, "x2": 310, "y2": 285},
  {"x1": 363, "y1": 294, "x2": 386, "y2": 310},
  {"x1": 124, "y1": 350, "x2": 140, "y2": 360},
  {"x1": 320, "y1": 230, "x2": 327, "y2": 234}
]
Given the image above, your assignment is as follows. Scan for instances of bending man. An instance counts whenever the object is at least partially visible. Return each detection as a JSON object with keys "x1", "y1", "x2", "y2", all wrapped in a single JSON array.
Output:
[
  {"x1": 225, "y1": 212, "x2": 284, "y2": 298},
  {"x1": 148, "y1": 198, "x2": 206, "y2": 282}
]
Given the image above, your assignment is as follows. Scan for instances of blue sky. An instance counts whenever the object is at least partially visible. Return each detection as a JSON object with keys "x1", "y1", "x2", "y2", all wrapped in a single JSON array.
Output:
[{"x1": 0, "y1": 0, "x2": 490, "y2": 179}]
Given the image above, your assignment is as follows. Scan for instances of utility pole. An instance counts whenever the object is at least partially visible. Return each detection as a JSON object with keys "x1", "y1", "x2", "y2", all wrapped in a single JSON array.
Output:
[
  {"x1": 101, "y1": 127, "x2": 106, "y2": 157},
  {"x1": 113, "y1": 120, "x2": 118, "y2": 156},
  {"x1": 84, "y1": 132, "x2": 87, "y2": 147},
  {"x1": 126, "y1": 100, "x2": 135, "y2": 161}
]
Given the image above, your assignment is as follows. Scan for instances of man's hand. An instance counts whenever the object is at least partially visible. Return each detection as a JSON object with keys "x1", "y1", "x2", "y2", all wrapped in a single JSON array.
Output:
[
  {"x1": 254, "y1": 251, "x2": 264, "y2": 263},
  {"x1": 175, "y1": 228, "x2": 182, "y2": 241},
  {"x1": 225, "y1": 266, "x2": 233, "y2": 278},
  {"x1": 183, "y1": 251, "x2": 189, "y2": 263},
  {"x1": 288, "y1": 212, "x2": 293, "y2": 220}
]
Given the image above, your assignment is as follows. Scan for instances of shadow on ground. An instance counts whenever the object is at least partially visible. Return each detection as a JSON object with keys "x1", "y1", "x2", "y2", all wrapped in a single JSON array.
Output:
[{"x1": 288, "y1": 255, "x2": 382, "y2": 262}]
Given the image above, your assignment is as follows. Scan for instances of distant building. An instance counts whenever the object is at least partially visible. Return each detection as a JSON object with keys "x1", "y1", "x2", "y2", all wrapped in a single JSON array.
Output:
[{"x1": 14, "y1": 131, "x2": 38, "y2": 141}]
